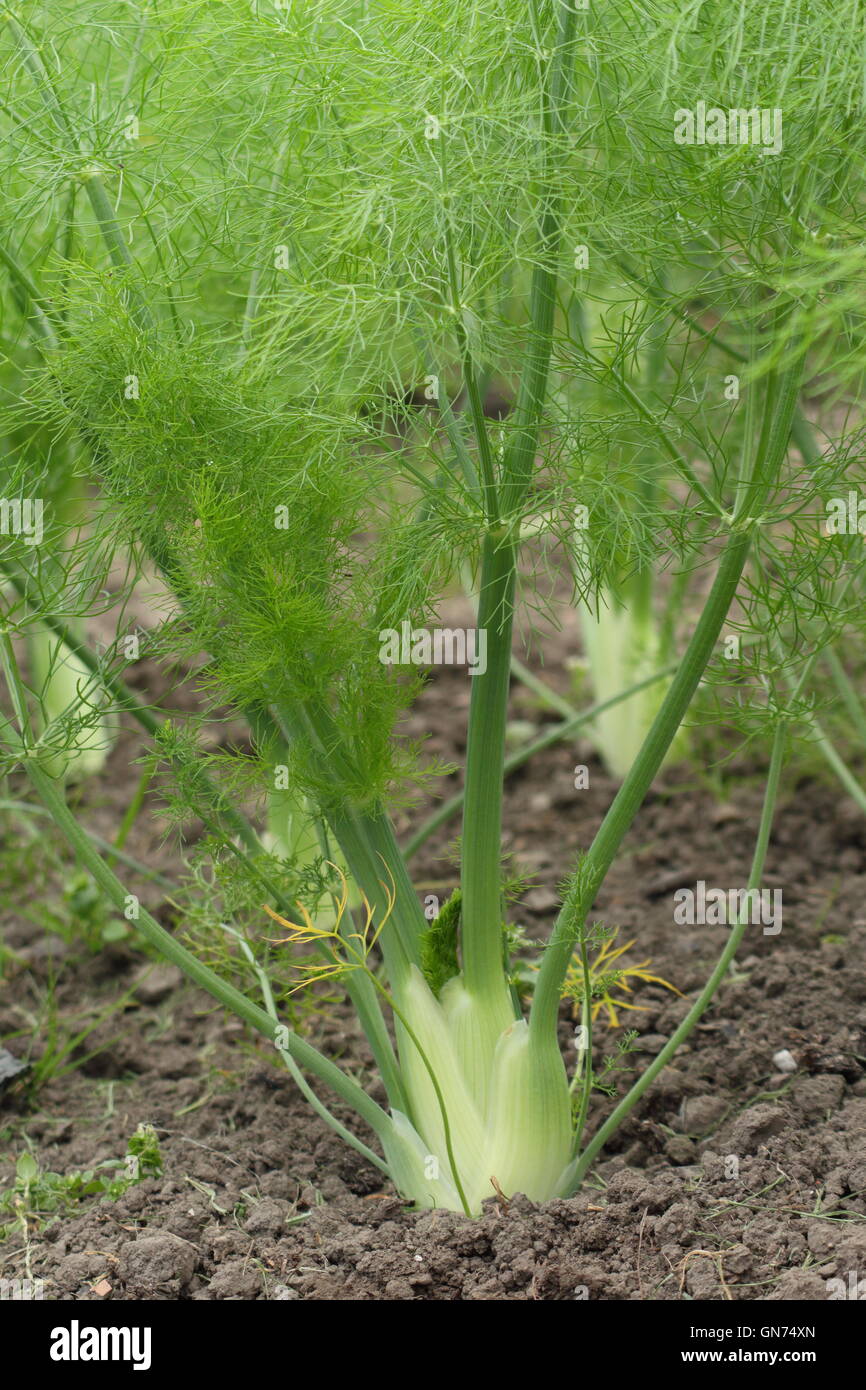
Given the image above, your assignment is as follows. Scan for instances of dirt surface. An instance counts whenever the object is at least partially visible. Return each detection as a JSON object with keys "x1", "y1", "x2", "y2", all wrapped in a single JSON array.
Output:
[{"x1": 2, "y1": 621, "x2": 866, "y2": 1301}]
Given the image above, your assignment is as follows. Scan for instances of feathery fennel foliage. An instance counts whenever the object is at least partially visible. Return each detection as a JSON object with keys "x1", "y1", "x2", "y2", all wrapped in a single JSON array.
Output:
[{"x1": 1, "y1": 0, "x2": 865, "y2": 1213}]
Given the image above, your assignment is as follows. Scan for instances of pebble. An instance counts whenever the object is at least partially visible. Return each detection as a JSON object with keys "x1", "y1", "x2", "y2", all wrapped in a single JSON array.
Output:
[{"x1": 772, "y1": 1048, "x2": 797, "y2": 1073}]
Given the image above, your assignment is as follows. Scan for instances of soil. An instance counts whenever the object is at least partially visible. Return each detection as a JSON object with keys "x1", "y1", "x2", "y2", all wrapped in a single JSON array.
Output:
[{"x1": 2, "y1": 607, "x2": 866, "y2": 1301}]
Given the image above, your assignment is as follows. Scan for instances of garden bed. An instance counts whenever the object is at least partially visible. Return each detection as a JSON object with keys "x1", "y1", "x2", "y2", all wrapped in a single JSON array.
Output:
[{"x1": 3, "y1": 638, "x2": 865, "y2": 1301}]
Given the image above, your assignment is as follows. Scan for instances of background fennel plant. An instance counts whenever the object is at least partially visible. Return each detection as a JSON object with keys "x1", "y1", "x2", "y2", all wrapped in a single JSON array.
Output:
[{"x1": 1, "y1": 0, "x2": 865, "y2": 1215}]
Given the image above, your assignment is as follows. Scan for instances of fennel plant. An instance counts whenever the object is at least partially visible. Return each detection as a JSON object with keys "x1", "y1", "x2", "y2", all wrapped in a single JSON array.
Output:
[
  {"x1": 0, "y1": 285, "x2": 116, "y2": 781},
  {"x1": 1, "y1": 0, "x2": 865, "y2": 1216}
]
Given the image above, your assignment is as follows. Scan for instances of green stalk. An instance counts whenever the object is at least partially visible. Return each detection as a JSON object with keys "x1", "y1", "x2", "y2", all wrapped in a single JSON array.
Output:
[
  {"x1": 460, "y1": 529, "x2": 518, "y2": 998},
  {"x1": 603, "y1": 248, "x2": 823, "y2": 474},
  {"x1": 327, "y1": 802, "x2": 423, "y2": 991},
  {"x1": 0, "y1": 625, "x2": 35, "y2": 740},
  {"x1": 438, "y1": 135, "x2": 500, "y2": 523},
  {"x1": 3, "y1": 10, "x2": 75, "y2": 138},
  {"x1": 532, "y1": 344, "x2": 802, "y2": 1036},
  {"x1": 80, "y1": 169, "x2": 151, "y2": 332},
  {"x1": 342, "y1": 968, "x2": 410, "y2": 1117},
  {"x1": 238, "y1": 139, "x2": 291, "y2": 360},
  {"x1": 530, "y1": 527, "x2": 753, "y2": 1040},
  {"x1": 211, "y1": 718, "x2": 410, "y2": 1115},
  {"x1": 571, "y1": 938, "x2": 594, "y2": 1154},
  {"x1": 303, "y1": 800, "x2": 411, "y2": 1116},
  {"x1": 770, "y1": 581, "x2": 866, "y2": 814},
  {"x1": 78, "y1": 173, "x2": 134, "y2": 274},
  {"x1": 0, "y1": 238, "x2": 60, "y2": 349},
  {"x1": 825, "y1": 647, "x2": 866, "y2": 747},
  {"x1": 460, "y1": 5, "x2": 578, "y2": 997},
  {"x1": 113, "y1": 767, "x2": 153, "y2": 851},
  {"x1": 224, "y1": 924, "x2": 389, "y2": 1174},
  {"x1": 771, "y1": 616, "x2": 866, "y2": 824},
  {"x1": 803, "y1": 713, "x2": 866, "y2": 817},
  {"x1": 3, "y1": 567, "x2": 269, "y2": 856},
  {"x1": 22, "y1": 759, "x2": 392, "y2": 1142},
  {"x1": 4, "y1": 9, "x2": 152, "y2": 330},
  {"x1": 275, "y1": 701, "x2": 425, "y2": 984},
  {"x1": 499, "y1": 1, "x2": 577, "y2": 516},
  {"x1": 404, "y1": 660, "x2": 679, "y2": 861},
  {"x1": 509, "y1": 653, "x2": 577, "y2": 720},
  {"x1": 565, "y1": 719, "x2": 787, "y2": 1192},
  {"x1": 402, "y1": 312, "x2": 482, "y2": 504}
]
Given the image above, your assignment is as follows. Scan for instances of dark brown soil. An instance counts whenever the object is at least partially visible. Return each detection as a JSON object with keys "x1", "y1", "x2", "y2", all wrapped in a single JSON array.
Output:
[{"x1": 2, "y1": 611, "x2": 866, "y2": 1300}]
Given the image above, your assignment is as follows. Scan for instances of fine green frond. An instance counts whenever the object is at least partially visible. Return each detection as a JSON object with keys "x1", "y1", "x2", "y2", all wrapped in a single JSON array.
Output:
[{"x1": 419, "y1": 887, "x2": 462, "y2": 997}]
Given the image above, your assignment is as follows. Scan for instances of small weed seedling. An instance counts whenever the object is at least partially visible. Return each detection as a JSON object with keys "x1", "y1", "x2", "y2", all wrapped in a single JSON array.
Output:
[{"x1": 0, "y1": 1123, "x2": 162, "y2": 1241}]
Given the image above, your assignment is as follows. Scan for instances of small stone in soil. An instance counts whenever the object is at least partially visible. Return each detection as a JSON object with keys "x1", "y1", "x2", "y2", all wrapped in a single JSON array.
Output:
[{"x1": 772, "y1": 1048, "x2": 797, "y2": 1073}]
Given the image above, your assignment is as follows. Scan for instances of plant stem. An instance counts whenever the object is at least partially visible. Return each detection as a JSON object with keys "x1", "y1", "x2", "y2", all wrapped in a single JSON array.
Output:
[
  {"x1": 825, "y1": 647, "x2": 866, "y2": 747},
  {"x1": 509, "y1": 653, "x2": 577, "y2": 720},
  {"x1": 4, "y1": 9, "x2": 153, "y2": 330},
  {"x1": 565, "y1": 719, "x2": 787, "y2": 1192},
  {"x1": 808, "y1": 717, "x2": 866, "y2": 816},
  {"x1": 113, "y1": 767, "x2": 153, "y2": 851},
  {"x1": 571, "y1": 940, "x2": 594, "y2": 1153},
  {"x1": 342, "y1": 968, "x2": 410, "y2": 1117},
  {"x1": 2, "y1": 568, "x2": 276, "y2": 858},
  {"x1": 0, "y1": 238, "x2": 60, "y2": 349},
  {"x1": 0, "y1": 798, "x2": 177, "y2": 890},
  {"x1": 532, "y1": 337, "x2": 802, "y2": 1035},
  {"x1": 733, "y1": 353, "x2": 802, "y2": 523},
  {"x1": 530, "y1": 528, "x2": 753, "y2": 1039},
  {"x1": 459, "y1": 6, "x2": 578, "y2": 995},
  {"x1": 225, "y1": 925, "x2": 389, "y2": 1174},
  {"x1": 773, "y1": 587, "x2": 866, "y2": 815},
  {"x1": 499, "y1": 0, "x2": 577, "y2": 515},
  {"x1": 437, "y1": 134, "x2": 500, "y2": 522},
  {"x1": 238, "y1": 139, "x2": 290, "y2": 360},
  {"x1": 460, "y1": 529, "x2": 517, "y2": 997},
  {"x1": 274, "y1": 701, "x2": 426, "y2": 984},
  {"x1": 23, "y1": 760, "x2": 392, "y2": 1142},
  {"x1": 404, "y1": 659, "x2": 679, "y2": 861},
  {"x1": 327, "y1": 802, "x2": 423, "y2": 990}
]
